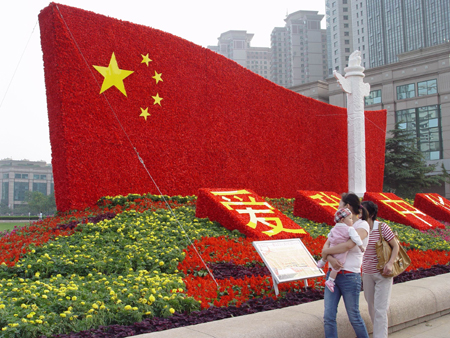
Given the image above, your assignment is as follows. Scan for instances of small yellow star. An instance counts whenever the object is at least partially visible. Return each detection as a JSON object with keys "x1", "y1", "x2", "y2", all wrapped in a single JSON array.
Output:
[
  {"x1": 140, "y1": 107, "x2": 151, "y2": 121},
  {"x1": 152, "y1": 93, "x2": 163, "y2": 106},
  {"x1": 141, "y1": 54, "x2": 152, "y2": 66},
  {"x1": 152, "y1": 71, "x2": 163, "y2": 84},
  {"x1": 93, "y1": 53, "x2": 134, "y2": 96}
]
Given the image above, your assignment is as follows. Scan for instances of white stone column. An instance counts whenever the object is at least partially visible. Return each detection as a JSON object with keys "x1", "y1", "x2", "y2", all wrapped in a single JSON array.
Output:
[{"x1": 333, "y1": 51, "x2": 370, "y2": 197}]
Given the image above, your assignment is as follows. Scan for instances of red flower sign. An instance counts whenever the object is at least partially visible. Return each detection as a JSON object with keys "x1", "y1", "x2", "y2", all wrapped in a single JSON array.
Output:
[
  {"x1": 364, "y1": 192, "x2": 445, "y2": 230},
  {"x1": 196, "y1": 188, "x2": 307, "y2": 240},
  {"x1": 38, "y1": 3, "x2": 387, "y2": 212},
  {"x1": 293, "y1": 191, "x2": 341, "y2": 226},
  {"x1": 414, "y1": 193, "x2": 450, "y2": 223}
]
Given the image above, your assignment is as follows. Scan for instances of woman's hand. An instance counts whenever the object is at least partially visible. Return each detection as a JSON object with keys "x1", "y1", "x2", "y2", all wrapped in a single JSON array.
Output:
[
  {"x1": 327, "y1": 256, "x2": 343, "y2": 270},
  {"x1": 382, "y1": 261, "x2": 394, "y2": 276}
]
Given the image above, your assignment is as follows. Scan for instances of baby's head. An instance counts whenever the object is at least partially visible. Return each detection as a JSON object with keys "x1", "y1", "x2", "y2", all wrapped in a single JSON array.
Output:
[{"x1": 334, "y1": 208, "x2": 353, "y2": 226}]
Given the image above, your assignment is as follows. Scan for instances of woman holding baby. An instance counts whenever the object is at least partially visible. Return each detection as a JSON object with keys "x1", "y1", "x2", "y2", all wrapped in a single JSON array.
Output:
[{"x1": 320, "y1": 192, "x2": 370, "y2": 338}]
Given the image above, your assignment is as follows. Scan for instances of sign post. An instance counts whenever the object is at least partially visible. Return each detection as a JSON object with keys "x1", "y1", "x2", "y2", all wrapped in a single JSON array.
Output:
[{"x1": 253, "y1": 239, "x2": 324, "y2": 296}]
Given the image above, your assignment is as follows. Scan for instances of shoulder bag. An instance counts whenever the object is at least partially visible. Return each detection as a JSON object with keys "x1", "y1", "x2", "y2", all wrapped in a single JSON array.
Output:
[{"x1": 375, "y1": 222, "x2": 411, "y2": 278}]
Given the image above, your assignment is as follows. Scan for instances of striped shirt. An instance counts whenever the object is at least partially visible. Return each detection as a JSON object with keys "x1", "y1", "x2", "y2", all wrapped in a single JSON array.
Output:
[{"x1": 362, "y1": 221, "x2": 396, "y2": 274}]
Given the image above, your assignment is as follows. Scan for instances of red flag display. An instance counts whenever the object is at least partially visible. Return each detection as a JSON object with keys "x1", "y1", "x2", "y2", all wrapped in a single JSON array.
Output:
[{"x1": 39, "y1": 3, "x2": 387, "y2": 212}]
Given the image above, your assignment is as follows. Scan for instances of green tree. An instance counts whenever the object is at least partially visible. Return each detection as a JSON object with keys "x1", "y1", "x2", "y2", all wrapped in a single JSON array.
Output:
[
  {"x1": 0, "y1": 200, "x2": 11, "y2": 215},
  {"x1": 25, "y1": 191, "x2": 57, "y2": 216},
  {"x1": 383, "y1": 122, "x2": 445, "y2": 199}
]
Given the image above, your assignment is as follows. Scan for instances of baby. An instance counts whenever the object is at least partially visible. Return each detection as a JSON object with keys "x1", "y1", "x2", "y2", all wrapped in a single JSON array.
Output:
[{"x1": 316, "y1": 208, "x2": 365, "y2": 292}]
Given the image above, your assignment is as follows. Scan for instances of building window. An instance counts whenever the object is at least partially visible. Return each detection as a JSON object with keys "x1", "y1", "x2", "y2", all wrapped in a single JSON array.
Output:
[
  {"x1": 33, "y1": 182, "x2": 47, "y2": 195},
  {"x1": 343, "y1": 7, "x2": 348, "y2": 12},
  {"x1": 365, "y1": 89, "x2": 382, "y2": 105},
  {"x1": 344, "y1": 23, "x2": 349, "y2": 28},
  {"x1": 343, "y1": 15, "x2": 349, "y2": 20},
  {"x1": 396, "y1": 105, "x2": 442, "y2": 160},
  {"x1": 14, "y1": 173, "x2": 28, "y2": 179},
  {"x1": 1, "y1": 182, "x2": 8, "y2": 202},
  {"x1": 2, "y1": 173, "x2": 8, "y2": 179},
  {"x1": 14, "y1": 182, "x2": 29, "y2": 201},
  {"x1": 396, "y1": 83, "x2": 415, "y2": 100},
  {"x1": 344, "y1": 32, "x2": 350, "y2": 36},
  {"x1": 345, "y1": 48, "x2": 350, "y2": 52},
  {"x1": 417, "y1": 79, "x2": 437, "y2": 96},
  {"x1": 34, "y1": 174, "x2": 40, "y2": 179},
  {"x1": 345, "y1": 40, "x2": 350, "y2": 44}
]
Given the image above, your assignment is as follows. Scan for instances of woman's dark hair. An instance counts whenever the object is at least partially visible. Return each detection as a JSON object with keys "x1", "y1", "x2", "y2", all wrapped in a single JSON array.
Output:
[
  {"x1": 341, "y1": 192, "x2": 368, "y2": 221},
  {"x1": 361, "y1": 200, "x2": 378, "y2": 221}
]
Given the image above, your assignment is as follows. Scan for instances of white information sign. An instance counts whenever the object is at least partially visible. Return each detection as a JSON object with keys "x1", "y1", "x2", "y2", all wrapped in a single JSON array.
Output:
[{"x1": 253, "y1": 238, "x2": 324, "y2": 295}]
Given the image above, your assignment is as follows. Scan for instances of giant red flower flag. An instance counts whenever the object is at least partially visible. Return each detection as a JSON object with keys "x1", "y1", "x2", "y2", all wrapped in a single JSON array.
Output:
[{"x1": 39, "y1": 3, "x2": 387, "y2": 212}]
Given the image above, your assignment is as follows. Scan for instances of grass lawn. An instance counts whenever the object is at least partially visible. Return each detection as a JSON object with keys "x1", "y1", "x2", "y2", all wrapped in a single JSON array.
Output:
[{"x1": 0, "y1": 222, "x2": 31, "y2": 232}]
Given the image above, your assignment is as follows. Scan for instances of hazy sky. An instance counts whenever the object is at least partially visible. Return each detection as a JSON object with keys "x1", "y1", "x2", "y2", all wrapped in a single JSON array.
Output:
[{"x1": 0, "y1": 0, "x2": 325, "y2": 163}]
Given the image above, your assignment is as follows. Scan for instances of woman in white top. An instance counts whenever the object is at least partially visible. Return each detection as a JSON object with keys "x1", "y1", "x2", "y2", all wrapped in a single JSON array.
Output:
[{"x1": 321, "y1": 192, "x2": 370, "y2": 338}]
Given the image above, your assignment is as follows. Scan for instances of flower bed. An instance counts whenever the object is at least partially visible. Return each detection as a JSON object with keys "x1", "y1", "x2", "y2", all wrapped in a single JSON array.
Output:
[
  {"x1": 0, "y1": 194, "x2": 448, "y2": 337},
  {"x1": 414, "y1": 193, "x2": 450, "y2": 223},
  {"x1": 293, "y1": 190, "x2": 341, "y2": 225},
  {"x1": 364, "y1": 192, "x2": 445, "y2": 230}
]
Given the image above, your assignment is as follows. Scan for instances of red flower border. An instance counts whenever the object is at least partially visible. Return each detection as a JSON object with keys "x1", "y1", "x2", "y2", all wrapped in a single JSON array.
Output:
[
  {"x1": 414, "y1": 193, "x2": 450, "y2": 223},
  {"x1": 293, "y1": 191, "x2": 341, "y2": 226},
  {"x1": 364, "y1": 192, "x2": 444, "y2": 230}
]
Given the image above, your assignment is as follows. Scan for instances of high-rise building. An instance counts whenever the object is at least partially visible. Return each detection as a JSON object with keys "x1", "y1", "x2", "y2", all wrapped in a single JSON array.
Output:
[
  {"x1": 326, "y1": 0, "x2": 354, "y2": 75},
  {"x1": 0, "y1": 159, "x2": 54, "y2": 210},
  {"x1": 271, "y1": 10, "x2": 327, "y2": 87},
  {"x1": 329, "y1": 0, "x2": 449, "y2": 71},
  {"x1": 207, "y1": 30, "x2": 271, "y2": 80},
  {"x1": 365, "y1": 0, "x2": 450, "y2": 69}
]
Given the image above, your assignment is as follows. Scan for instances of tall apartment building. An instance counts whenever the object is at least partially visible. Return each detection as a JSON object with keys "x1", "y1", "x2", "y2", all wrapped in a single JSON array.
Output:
[
  {"x1": 365, "y1": 0, "x2": 450, "y2": 68},
  {"x1": 326, "y1": 0, "x2": 354, "y2": 75},
  {"x1": 271, "y1": 10, "x2": 327, "y2": 87},
  {"x1": 207, "y1": 30, "x2": 272, "y2": 80},
  {"x1": 330, "y1": 0, "x2": 450, "y2": 71},
  {"x1": 0, "y1": 159, "x2": 54, "y2": 210}
]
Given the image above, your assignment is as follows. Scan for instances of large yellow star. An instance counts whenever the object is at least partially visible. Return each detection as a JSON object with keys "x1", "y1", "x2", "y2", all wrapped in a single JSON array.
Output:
[
  {"x1": 152, "y1": 93, "x2": 163, "y2": 106},
  {"x1": 141, "y1": 54, "x2": 152, "y2": 66},
  {"x1": 93, "y1": 53, "x2": 134, "y2": 96},
  {"x1": 152, "y1": 71, "x2": 163, "y2": 84},
  {"x1": 140, "y1": 107, "x2": 151, "y2": 121}
]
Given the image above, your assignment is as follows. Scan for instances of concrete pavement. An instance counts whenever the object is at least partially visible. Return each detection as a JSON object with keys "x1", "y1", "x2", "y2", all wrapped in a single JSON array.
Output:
[{"x1": 129, "y1": 273, "x2": 450, "y2": 338}]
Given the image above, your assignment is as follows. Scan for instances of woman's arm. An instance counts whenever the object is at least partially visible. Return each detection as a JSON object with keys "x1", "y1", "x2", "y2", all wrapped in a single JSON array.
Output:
[
  {"x1": 382, "y1": 238, "x2": 400, "y2": 276},
  {"x1": 322, "y1": 228, "x2": 368, "y2": 255}
]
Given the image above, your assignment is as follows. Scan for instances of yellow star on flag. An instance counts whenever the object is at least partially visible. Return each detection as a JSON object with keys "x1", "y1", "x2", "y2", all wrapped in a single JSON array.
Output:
[
  {"x1": 152, "y1": 93, "x2": 163, "y2": 106},
  {"x1": 141, "y1": 54, "x2": 152, "y2": 66},
  {"x1": 93, "y1": 52, "x2": 134, "y2": 96},
  {"x1": 140, "y1": 107, "x2": 151, "y2": 121},
  {"x1": 152, "y1": 71, "x2": 163, "y2": 84}
]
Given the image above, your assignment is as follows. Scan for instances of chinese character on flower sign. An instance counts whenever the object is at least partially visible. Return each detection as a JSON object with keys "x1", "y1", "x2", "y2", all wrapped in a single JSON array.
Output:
[
  {"x1": 308, "y1": 192, "x2": 341, "y2": 211},
  {"x1": 379, "y1": 193, "x2": 435, "y2": 227},
  {"x1": 424, "y1": 194, "x2": 450, "y2": 211},
  {"x1": 211, "y1": 190, "x2": 305, "y2": 236}
]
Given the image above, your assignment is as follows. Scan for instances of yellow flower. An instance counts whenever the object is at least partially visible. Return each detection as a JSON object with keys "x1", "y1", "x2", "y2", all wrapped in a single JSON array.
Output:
[
  {"x1": 72, "y1": 296, "x2": 77, "y2": 301},
  {"x1": 124, "y1": 305, "x2": 132, "y2": 311},
  {"x1": 169, "y1": 308, "x2": 175, "y2": 314},
  {"x1": 60, "y1": 313, "x2": 66, "y2": 318},
  {"x1": 92, "y1": 304, "x2": 98, "y2": 309}
]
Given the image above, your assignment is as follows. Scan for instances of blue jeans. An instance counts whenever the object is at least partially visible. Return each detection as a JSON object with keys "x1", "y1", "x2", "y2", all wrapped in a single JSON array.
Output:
[{"x1": 323, "y1": 271, "x2": 369, "y2": 338}]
